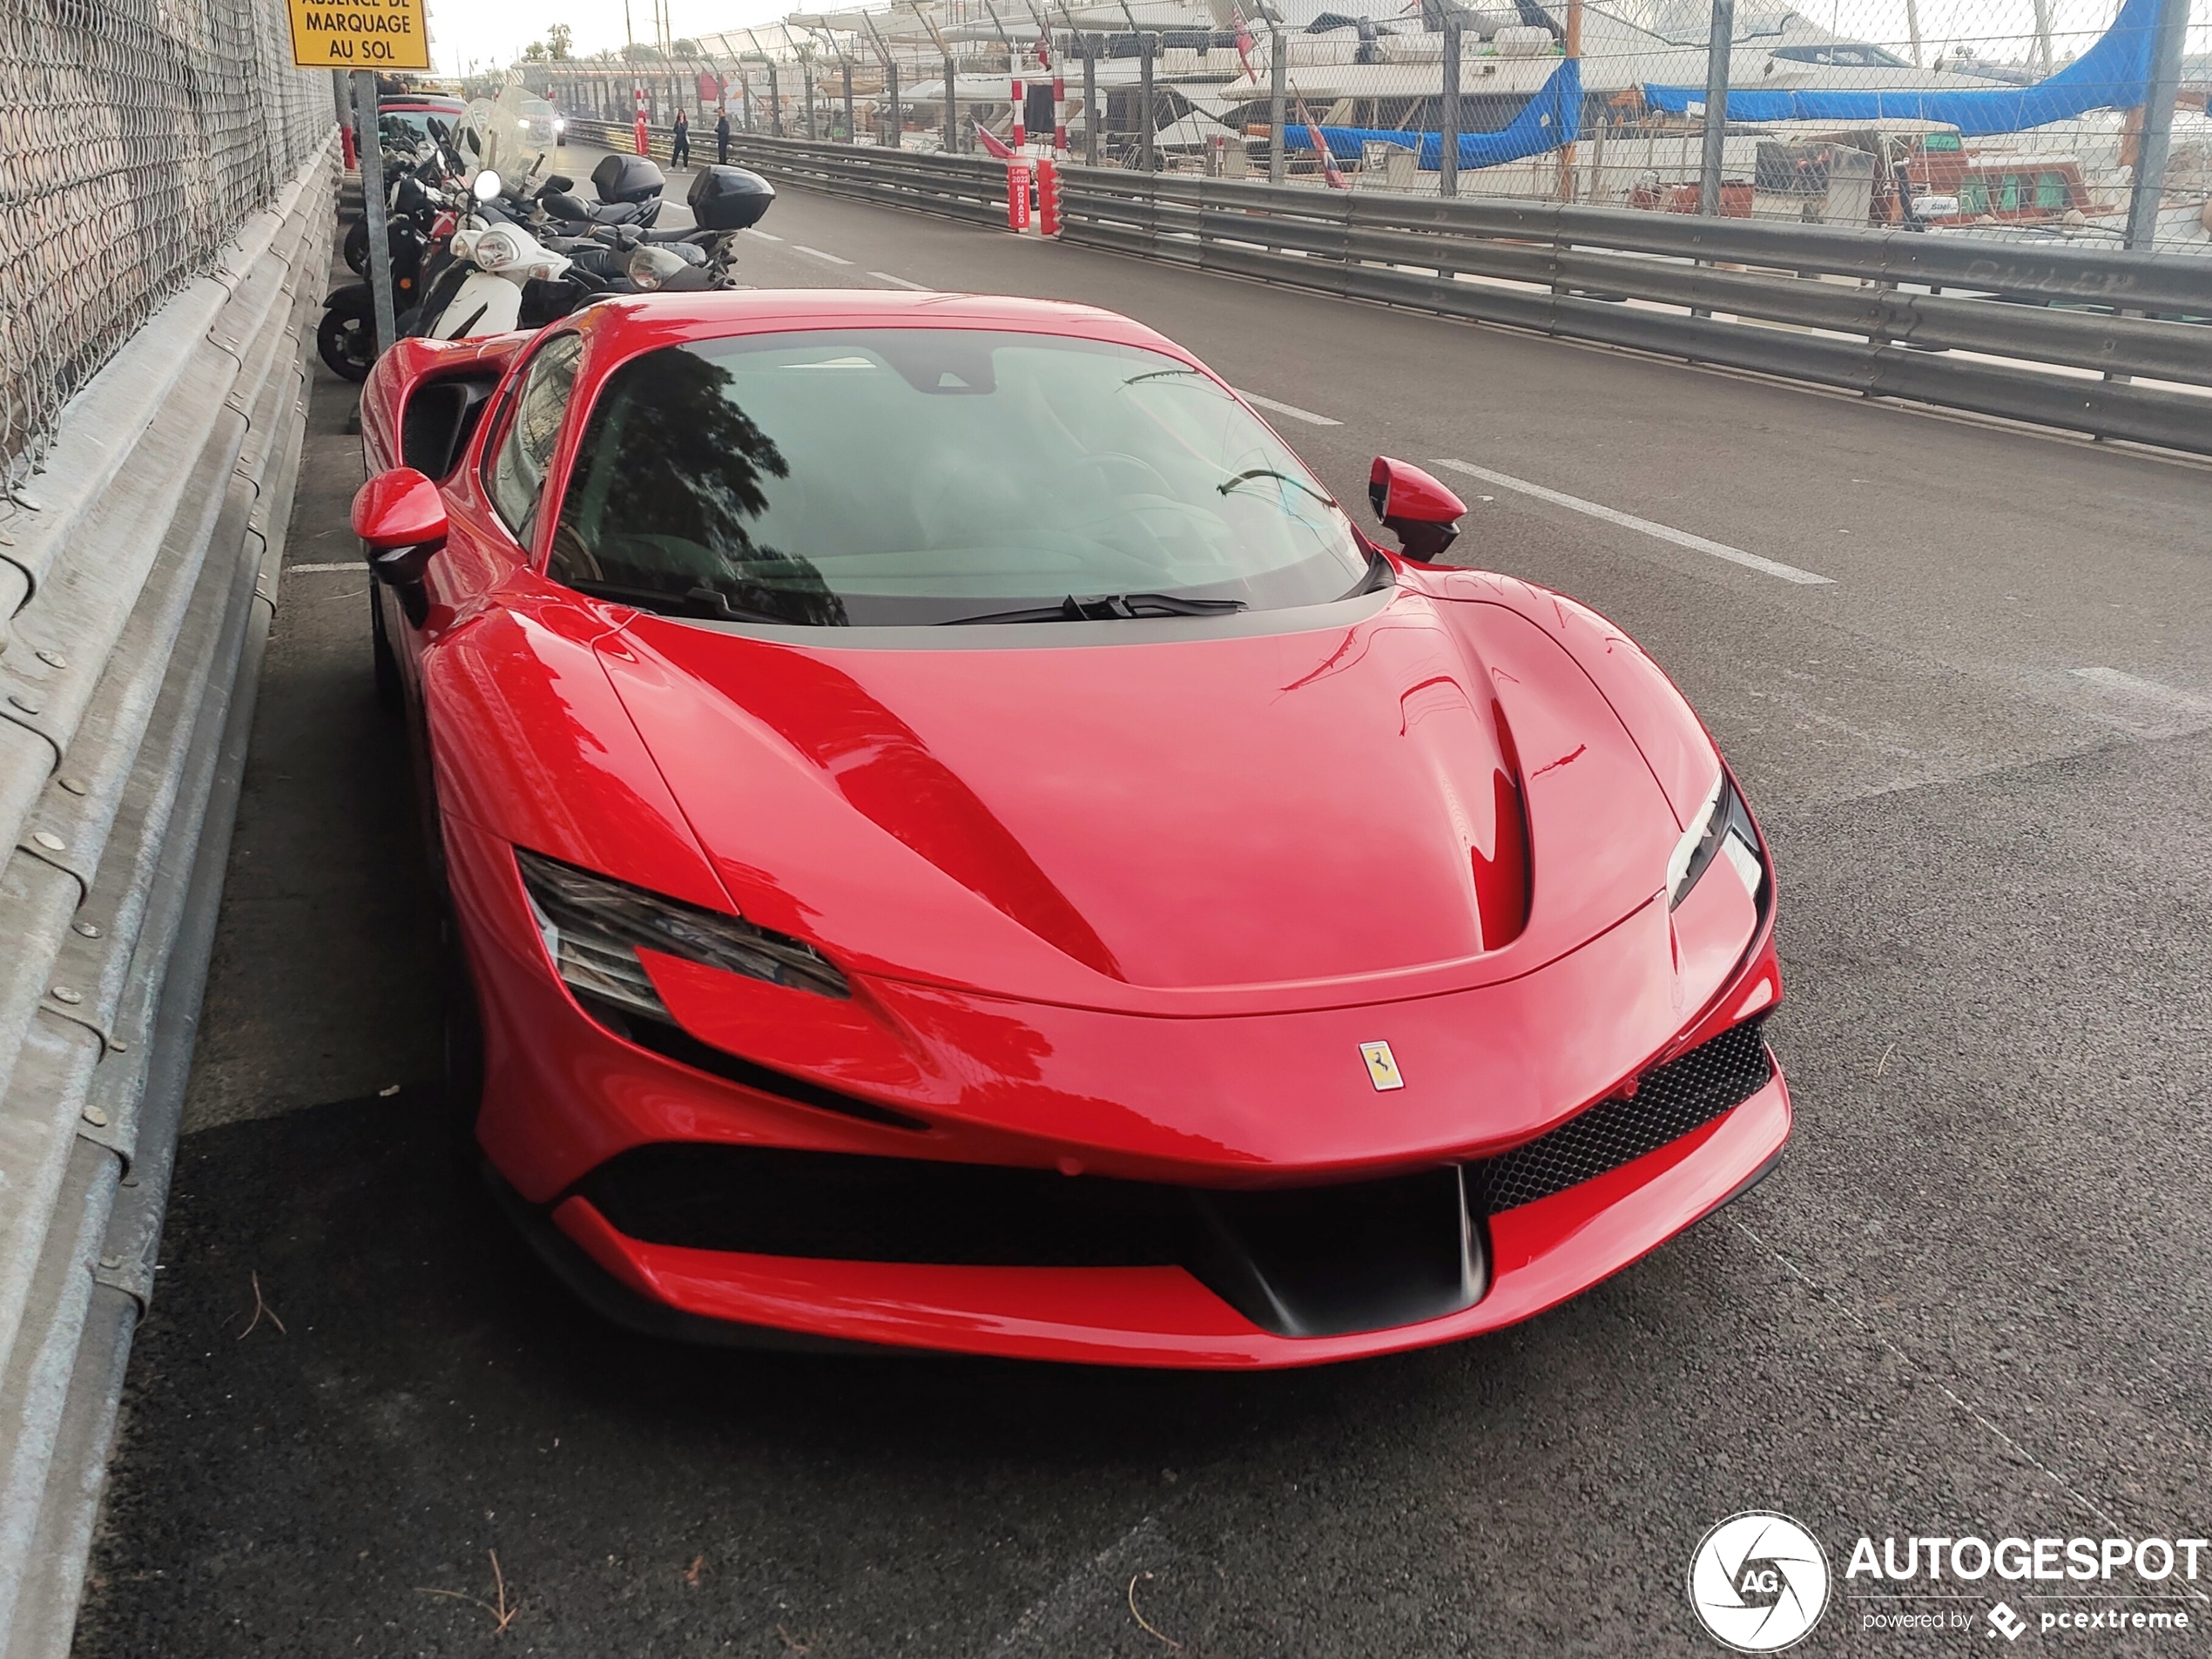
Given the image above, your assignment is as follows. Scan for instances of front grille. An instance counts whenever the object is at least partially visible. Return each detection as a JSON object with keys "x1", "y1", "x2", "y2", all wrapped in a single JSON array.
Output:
[
  {"x1": 571, "y1": 1018, "x2": 1772, "y2": 1337},
  {"x1": 579, "y1": 1149, "x2": 1480, "y2": 1339},
  {"x1": 1479, "y1": 1018, "x2": 1772, "y2": 1215}
]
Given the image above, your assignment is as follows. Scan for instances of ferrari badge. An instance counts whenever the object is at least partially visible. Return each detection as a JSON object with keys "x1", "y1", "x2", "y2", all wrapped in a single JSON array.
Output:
[{"x1": 1359, "y1": 1041, "x2": 1405, "y2": 1091}]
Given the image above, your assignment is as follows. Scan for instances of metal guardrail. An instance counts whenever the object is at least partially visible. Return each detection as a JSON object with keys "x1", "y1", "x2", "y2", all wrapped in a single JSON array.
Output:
[
  {"x1": 566, "y1": 122, "x2": 2212, "y2": 455},
  {"x1": 0, "y1": 135, "x2": 334, "y2": 1659},
  {"x1": 565, "y1": 118, "x2": 1015, "y2": 227},
  {"x1": 1053, "y1": 171, "x2": 2212, "y2": 455}
]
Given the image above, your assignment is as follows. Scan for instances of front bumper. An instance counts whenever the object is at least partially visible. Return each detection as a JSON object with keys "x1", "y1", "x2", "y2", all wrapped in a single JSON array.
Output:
[
  {"x1": 444, "y1": 813, "x2": 1789, "y2": 1367},
  {"x1": 536, "y1": 1064, "x2": 1787, "y2": 1367}
]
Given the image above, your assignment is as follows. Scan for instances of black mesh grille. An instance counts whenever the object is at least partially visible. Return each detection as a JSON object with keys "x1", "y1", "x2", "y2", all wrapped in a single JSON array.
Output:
[{"x1": 1478, "y1": 1018, "x2": 1772, "y2": 1215}]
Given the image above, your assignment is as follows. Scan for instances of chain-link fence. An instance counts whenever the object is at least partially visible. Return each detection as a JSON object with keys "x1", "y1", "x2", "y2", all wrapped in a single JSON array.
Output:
[
  {"x1": 537, "y1": 0, "x2": 2207, "y2": 252},
  {"x1": 0, "y1": 0, "x2": 335, "y2": 491}
]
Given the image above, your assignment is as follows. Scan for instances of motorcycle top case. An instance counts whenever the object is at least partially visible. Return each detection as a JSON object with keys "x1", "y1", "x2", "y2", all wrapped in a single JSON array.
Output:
[
  {"x1": 686, "y1": 165, "x2": 776, "y2": 231},
  {"x1": 590, "y1": 152, "x2": 665, "y2": 204}
]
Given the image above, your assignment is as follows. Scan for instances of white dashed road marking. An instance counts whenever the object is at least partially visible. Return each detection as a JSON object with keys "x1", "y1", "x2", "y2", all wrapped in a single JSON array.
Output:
[
  {"x1": 1235, "y1": 390, "x2": 1341, "y2": 426},
  {"x1": 869, "y1": 271, "x2": 934, "y2": 290},
  {"x1": 2071, "y1": 665, "x2": 2212, "y2": 713},
  {"x1": 285, "y1": 563, "x2": 359, "y2": 574},
  {"x1": 1430, "y1": 458, "x2": 1835, "y2": 586},
  {"x1": 792, "y1": 244, "x2": 853, "y2": 266},
  {"x1": 742, "y1": 227, "x2": 783, "y2": 241}
]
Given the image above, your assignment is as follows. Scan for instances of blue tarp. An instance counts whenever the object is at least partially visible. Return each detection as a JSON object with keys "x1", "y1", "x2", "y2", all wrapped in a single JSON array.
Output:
[
  {"x1": 1284, "y1": 55, "x2": 1582, "y2": 170},
  {"x1": 1642, "y1": 0, "x2": 2156, "y2": 136}
]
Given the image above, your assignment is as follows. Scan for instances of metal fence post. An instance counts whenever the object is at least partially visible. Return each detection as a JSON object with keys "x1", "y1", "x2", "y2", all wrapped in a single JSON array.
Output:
[
  {"x1": 844, "y1": 61, "x2": 854, "y2": 141},
  {"x1": 768, "y1": 61, "x2": 782, "y2": 136},
  {"x1": 1268, "y1": 24, "x2": 1286, "y2": 184},
  {"x1": 1699, "y1": 0, "x2": 1732, "y2": 215},
  {"x1": 1138, "y1": 32, "x2": 1156, "y2": 173},
  {"x1": 352, "y1": 70, "x2": 395, "y2": 354},
  {"x1": 805, "y1": 61, "x2": 818, "y2": 139},
  {"x1": 2124, "y1": 0, "x2": 2192, "y2": 249},
  {"x1": 1083, "y1": 40, "x2": 1099, "y2": 165},
  {"x1": 887, "y1": 59, "x2": 900, "y2": 145},
  {"x1": 1440, "y1": 14, "x2": 1460, "y2": 199}
]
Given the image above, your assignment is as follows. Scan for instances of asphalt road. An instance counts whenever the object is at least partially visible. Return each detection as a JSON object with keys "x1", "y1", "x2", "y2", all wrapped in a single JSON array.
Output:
[{"x1": 71, "y1": 151, "x2": 2212, "y2": 1657}]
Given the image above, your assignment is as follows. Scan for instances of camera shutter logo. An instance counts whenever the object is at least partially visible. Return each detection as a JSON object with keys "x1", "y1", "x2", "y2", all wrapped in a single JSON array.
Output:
[{"x1": 1687, "y1": 1512, "x2": 1831, "y2": 1652}]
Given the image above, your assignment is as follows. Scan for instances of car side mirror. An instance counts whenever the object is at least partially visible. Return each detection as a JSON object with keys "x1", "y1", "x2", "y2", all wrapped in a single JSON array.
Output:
[
  {"x1": 1367, "y1": 456, "x2": 1466, "y2": 563},
  {"x1": 352, "y1": 467, "x2": 448, "y2": 589}
]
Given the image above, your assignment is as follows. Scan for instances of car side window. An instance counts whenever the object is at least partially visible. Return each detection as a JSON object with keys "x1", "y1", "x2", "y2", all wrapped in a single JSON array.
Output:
[{"x1": 485, "y1": 334, "x2": 585, "y2": 547}]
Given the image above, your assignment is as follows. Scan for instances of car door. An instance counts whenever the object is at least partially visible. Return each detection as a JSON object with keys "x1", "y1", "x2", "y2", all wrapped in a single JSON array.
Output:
[{"x1": 386, "y1": 331, "x2": 586, "y2": 863}]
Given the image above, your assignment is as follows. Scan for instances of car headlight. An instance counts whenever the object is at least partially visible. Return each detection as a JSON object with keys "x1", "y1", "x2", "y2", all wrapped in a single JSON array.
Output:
[
  {"x1": 1666, "y1": 771, "x2": 1764, "y2": 909},
  {"x1": 516, "y1": 849, "x2": 850, "y2": 1022}
]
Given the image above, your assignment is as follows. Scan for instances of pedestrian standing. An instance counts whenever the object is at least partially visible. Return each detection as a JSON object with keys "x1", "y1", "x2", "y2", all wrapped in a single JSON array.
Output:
[
  {"x1": 671, "y1": 108, "x2": 691, "y2": 167},
  {"x1": 716, "y1": 109, "x2": 731, "y2": 164}
]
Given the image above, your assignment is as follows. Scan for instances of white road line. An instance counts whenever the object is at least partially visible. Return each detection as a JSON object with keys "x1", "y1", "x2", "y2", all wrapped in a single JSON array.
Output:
[
  {"x1": 792, "y1": 244, "x2": 853, "y2": 266},
  {"x1": 2071, "y1": 665, "x2": 2212, "y2": 712},
  {"x1": 1235, "y1": 389, "x2": 1341, "y2": 426},
  {"x1": 869, "y1": 271, "x2": 934, "y2": 290},
  {"x1": 1429, "y1": 458, "x2": 1835, "y2": 586},
  {"x1": 742, "y1": 227, "x2": 783, "y2": 241},
  {"x1": 285, "y1": 562, "x2": 360, "y2": 574}
]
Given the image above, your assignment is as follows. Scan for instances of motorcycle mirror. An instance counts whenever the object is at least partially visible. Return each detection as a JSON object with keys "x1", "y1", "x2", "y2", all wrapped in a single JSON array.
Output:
[
  {"x1": 1366, "y1": 457, "x2": 1466, "y2": 563},
  {"x1": 471, "y1": 169, "x2": 502, "y2": 203}
]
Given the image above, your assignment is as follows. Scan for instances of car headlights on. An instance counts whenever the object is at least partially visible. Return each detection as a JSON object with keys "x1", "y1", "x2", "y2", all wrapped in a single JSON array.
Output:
[
  {"x1": 515, "y1": 850, "x2": 850, "y2": 1028},
  {"x1": 1666, "y1": 771, "x2": 1764, "y2": 910}
]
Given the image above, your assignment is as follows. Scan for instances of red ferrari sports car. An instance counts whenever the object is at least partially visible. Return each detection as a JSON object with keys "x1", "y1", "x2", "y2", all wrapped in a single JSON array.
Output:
[{"x1": 352, "y1": 290, "x2": 1787, "y2": 1368}]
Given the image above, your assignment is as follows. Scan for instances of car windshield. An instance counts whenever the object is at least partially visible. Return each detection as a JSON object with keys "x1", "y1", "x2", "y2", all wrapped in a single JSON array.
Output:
[{"x1": 546, "y1": 329, "x2": 1372, "y2": 626}]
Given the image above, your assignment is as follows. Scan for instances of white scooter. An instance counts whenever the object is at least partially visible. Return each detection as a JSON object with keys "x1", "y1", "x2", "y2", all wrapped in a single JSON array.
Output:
[{"x1": 422, "y1": 172, "x2": 573, "y2": 341}]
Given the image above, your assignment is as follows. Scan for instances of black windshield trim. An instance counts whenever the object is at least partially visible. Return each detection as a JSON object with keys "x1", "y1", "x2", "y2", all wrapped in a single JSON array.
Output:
[{"x1": 609, "y1": 584, "x2": 1399, "y2": 651}]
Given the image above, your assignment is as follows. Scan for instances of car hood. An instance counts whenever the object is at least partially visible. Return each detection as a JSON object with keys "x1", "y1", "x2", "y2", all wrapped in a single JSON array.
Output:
[{"x1": 595, "y1": 587, "x2": 1678, "y2": 1015}]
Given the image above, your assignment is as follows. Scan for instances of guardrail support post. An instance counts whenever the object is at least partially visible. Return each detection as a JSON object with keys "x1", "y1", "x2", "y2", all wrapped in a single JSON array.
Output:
[
  {"x1": 945, "y1": 55, "x2": 959, "y2": 152},
  {"x1": 352, "y1": 70, "x2": 395, "y2": 354},
  {"x1": 1440, "y1": 13, "x2": 1460, "y2": 199},
  {"x1": 1139, "y1": 32, "x2": 1156, "y2": 173},
  {"x1": 1268, "y1": 24, "x2": 1286, "y2": 184},
  {"x1": 2124, "y1": 0, "x2": 2192, "y2": 250},
  {"x1": 1699, "y1": 0, "x2": 1731, "y2": 216},
  {"x1": 1084, "y1": 39, "x2": 1100, "y2": 166}
]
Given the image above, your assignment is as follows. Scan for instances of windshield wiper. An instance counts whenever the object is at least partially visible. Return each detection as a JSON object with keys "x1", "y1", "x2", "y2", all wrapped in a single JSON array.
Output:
[
  {"x1": 940, "y1": 592, "x2": 1249, "y2": 626},
  {"x1": 1216, "y1": 468, "x2": 1337, "y2": 509},
  {"x1": 563, "y1": 577, "x2": 806, "y2": 626}
]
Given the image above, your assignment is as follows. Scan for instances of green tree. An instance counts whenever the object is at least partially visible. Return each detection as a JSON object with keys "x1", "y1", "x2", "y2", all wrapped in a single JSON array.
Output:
[
  {"x1": 546, "y1": 23, "x2": 574, "y2": 59},
  {"x1": 523, "y1": 39, "x2": 547, "y2": 59}
]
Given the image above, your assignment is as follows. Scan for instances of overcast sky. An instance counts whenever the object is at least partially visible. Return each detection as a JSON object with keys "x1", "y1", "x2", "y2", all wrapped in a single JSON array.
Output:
[{"x1": 425, "y1": 0, "x2": 784, "y2": 77}]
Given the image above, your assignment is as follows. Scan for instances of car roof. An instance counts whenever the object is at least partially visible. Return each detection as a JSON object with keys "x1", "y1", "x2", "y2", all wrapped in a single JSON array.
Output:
[
  {"x1": 381, "y1": 96, "x2": 465, "y2": 112},
  {"x1": 569, "y1": 290, "x2": 1185, "y2": 361}
]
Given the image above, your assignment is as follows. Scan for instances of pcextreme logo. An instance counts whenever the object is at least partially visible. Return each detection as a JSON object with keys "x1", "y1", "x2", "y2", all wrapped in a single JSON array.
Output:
[{"x1": 1688, "y1": 1512, "x2": 1832, "y2": 1652}]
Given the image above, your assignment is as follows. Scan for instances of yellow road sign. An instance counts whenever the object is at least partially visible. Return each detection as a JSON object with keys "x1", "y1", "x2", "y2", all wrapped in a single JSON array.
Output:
[{"x1": 285, "y1": 0, "x2": 429, "y2": 71}]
